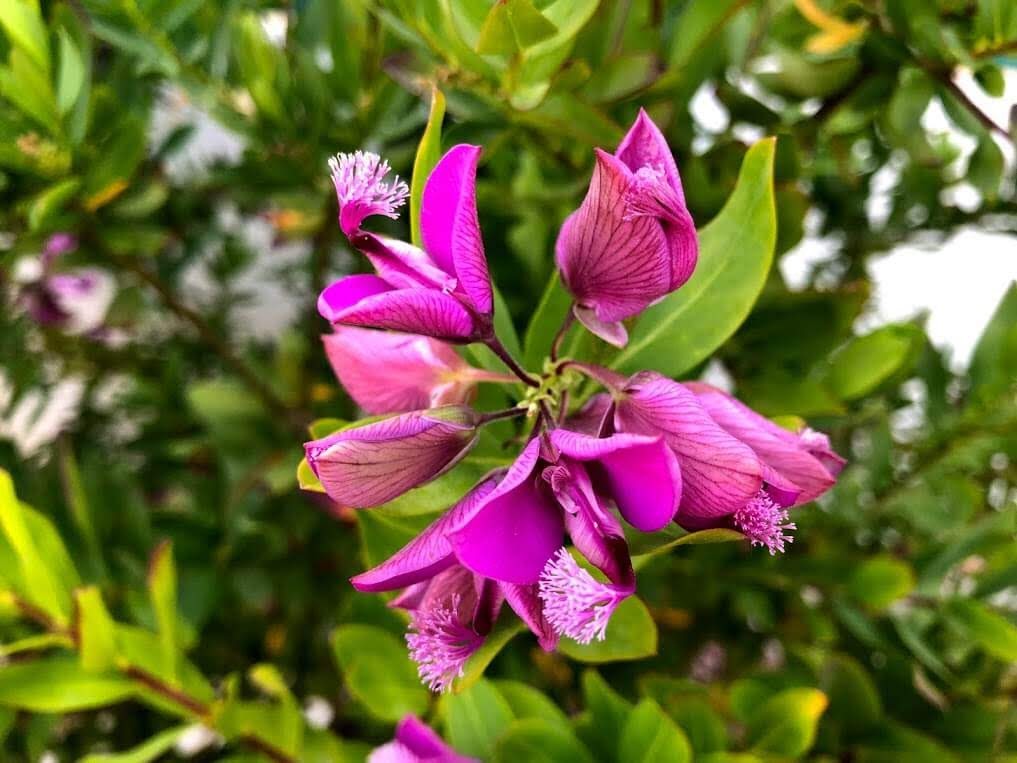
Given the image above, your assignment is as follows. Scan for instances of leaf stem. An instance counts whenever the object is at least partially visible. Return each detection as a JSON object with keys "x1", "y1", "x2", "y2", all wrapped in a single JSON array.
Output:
[
  {"x1": 549, "y1": 307, "x2": 575, "y2": 362},
  {"x1": 484, "y1": 335, "x2": 541, "y2": 387}
]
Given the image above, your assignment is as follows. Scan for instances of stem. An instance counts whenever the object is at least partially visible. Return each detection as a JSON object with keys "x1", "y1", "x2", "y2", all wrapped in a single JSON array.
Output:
[
  {"x1": 484, "y1": 336, "x2": 540, "y2": 387},
  {"x1": 549, "y1": 308, "x2": 575, "y2": 362},
  {"x1": 478, "y1": 407, "x2": 527, "y2": 426},
  {"x1": 558, "y1": 360, "x2": 626, "y2": 391},
  {"x1": 920, "y1": 61, "x2": 1012, "y2": 143}
]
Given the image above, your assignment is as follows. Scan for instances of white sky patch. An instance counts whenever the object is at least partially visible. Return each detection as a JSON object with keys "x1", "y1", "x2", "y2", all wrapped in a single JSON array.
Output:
[
  {"x1": 150, "y1": 85, "x2": 246, "y2": 184},
  {"x1": 861, "y1": 228, "x2": 1017, "y2": 372},
  {"x1": 690, "y1": 82, "x2": 730, "y2": 134}
]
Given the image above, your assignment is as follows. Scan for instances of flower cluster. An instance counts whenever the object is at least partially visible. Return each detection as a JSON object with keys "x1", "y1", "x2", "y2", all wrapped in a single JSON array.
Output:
[{"x1": 303, "y1": 110, "x2": 844, "y2": 693}]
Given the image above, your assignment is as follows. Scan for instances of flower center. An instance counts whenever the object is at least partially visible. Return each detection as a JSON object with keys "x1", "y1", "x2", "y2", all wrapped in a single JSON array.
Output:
[
  {"x1": 623, "y1": 165, "x2": 687, "y2": 226},
  {"x1": 329, "y1": 151, "x2": 409, "y2": 224},
  {"x1": 538, "y1": 548, "x2": 629, "y2": 644},
  {"x1": 405, "y1": 594, "x2": 483, "y2": 693},
  {"x1": 733, "y1": 490, "x2": 797, "y2": 555}
]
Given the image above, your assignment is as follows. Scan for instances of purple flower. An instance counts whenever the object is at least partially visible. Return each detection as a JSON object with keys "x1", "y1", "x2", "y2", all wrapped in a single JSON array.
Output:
[
  {"x1": 304, "y1": 406, "x2": 479, "y2": 509},
  {"x1": 613, "y1": 372, "x2": 844, "y2": 554},
  {"x1": 319, "y1": 146, "x2": 494, "y2": 342},
  {"x1": 368, "y1": 715, "x2": 478, "y2": 763},
  {"x1": 351, "y1": 476, "x2": 556, "y2": 691},
  {"x1": 555, "y1": 110, "x2": 698, "y2": 347},
  {"x1": 322, "y1": 327, "x2": 512, "y2": 415},
  {"x1": 446, "y1": 430, "x2": 679, "y2": 644}
]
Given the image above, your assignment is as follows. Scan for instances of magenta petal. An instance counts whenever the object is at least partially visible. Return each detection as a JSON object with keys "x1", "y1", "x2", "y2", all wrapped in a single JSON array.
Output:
[
  {"x1": 356, "y1": 233, "x2": 456, "y2": 292},
  {"x1": 551, "y1": 429, "x2": 681, "y2": 532},
  {"x1": 392, "y1": 715, "x2": 477, "y2": 762},
  {"x1": 317, "y1": 274, "x2": 393, "y2": 322},
  {"x1": 555, "y1": 150, "x2": 671, "y2": 327},
  {"x1": 352, "y1": 477, "x2": 499, "y2": 592},
  {"x1": 305, "y1": 407, "x2": 478, "y2": 508},
  {"x1": 686, "y1": 383, "x2": 841, "y2": 504},
  {"x1": 615, "y1": 109, "x2": 686, "y2": 204},
  {"x1": 616, "y1": 372, "x2": 762, "y2": 518},
  {"x1": 329, "y1": 286, "x2": 477, "y2": 342},
  {"x1": 573, "y1": 305, "x2": 628, "y2": 348},
  {"x1": 323, "y1": 328, "x2": 471, "y2": 414},
  {"x1": 448, "y1": 440, "x2": 563, "y2": 585},
  {"x1": 421, "y1": 145, "x2": 493, "y2": 315},
  {"x1": 501, "y1": 582, "x2": 559, "y2": 652}
]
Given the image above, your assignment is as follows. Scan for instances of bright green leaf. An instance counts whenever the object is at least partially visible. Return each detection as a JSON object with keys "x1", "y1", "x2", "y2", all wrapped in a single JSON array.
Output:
[
  {"x1": 148, "y1": 540, "x2": 178, "y2": 684},
  {"x1": 330, "y1": 625, "x2": 428, "y2": 722},
  {"x1": 618, "y1": 699, "x2": 692, "y2": 763},
  {"x1": 0, "y1": 655, "x2": 134, "y2": 712},
  {"x1": 56, "y1": 28, "x2": 85, "y2": 115},
  {"x1": 443, "y1": 678, "x2": 515, "y2": 759},
  {"x1": 493, "y1": 718, "x2": 594, "y2": 763},
  {"x1": 847, "y1": 556, "x2": 915, "y2": 610},
  {"x1": 746, "y1": 687, "x2": 828, "y2": 757},
  {"x1": 558, "y1": 596, "x2": 657, "y2": 663},
  {"x1": 0, "y1": 0, "x2": 50, "y2": 73},
  {"x1": 410, "y1": 87, "x2": 445, "y2": 247},
  {"x1": 79, "y1": 725, "x2": 189, "y2": 763},
  {"x1": 944, "y1": 598, "x2": 1017, "y2": 662},
  {"x1": 76, "y1": 586, "x2": 118, "y2": 672},
  {"x1": 825, "y1": 325, "x2": 922, "y2": 400}
]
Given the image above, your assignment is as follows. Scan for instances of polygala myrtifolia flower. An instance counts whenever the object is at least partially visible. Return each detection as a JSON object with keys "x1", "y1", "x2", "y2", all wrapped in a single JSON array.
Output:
[
  {"x1": 368, "y1": 714, "x2": 478, "y2": 763},
  {"x1": 303, "y1": 109, "x2": 844, "y2": 692}
]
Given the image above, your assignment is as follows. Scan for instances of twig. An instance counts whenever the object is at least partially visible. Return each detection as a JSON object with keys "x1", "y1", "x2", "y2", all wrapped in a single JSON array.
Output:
[
  {"x1": 919, "y1": 61, "x2": 1012, "y2": 143},
  {"x1": 484, "y1": 336, "x2": 540, "y2": 387},
  {"x1": 549, "y1": 308, "x2": 575, "y2": 362}
]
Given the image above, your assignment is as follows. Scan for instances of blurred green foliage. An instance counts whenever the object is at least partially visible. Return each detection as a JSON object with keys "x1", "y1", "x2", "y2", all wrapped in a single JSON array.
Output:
[{"x1": 0, "y1": 0, "x2": 1015, "y2": 760}]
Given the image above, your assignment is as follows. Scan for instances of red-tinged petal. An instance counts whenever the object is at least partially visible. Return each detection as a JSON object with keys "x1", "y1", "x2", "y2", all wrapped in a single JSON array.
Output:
[
  {"x1": 448, "y1": 440, "x2": 563, "y2": 585},
  {"x1": 555, "y1": 150, "x2": 672, "y2": 326},
  {"x1": 550, "y1": 430, "x2": 681, "y2": 532},
  {"x1": 685, "y1": 383, "x2": 842, "y2": 504},
  {"x1": 305, "y1": 407, "x2": 479, "y2": 508},
  {"x1": 352, "y1": 477, "x2": 500, "y2": 592},
  {"x1": 616, "y1": 372, "x2": 762, "y2": 518},
  {"x1": 323, "y1": 328, "x2": 471, "y2": 415},
  {"x1": 421, "y1": 145, "x2": 493, "y2": 315},
  {"x1": 329, "y1": 286, "x2": 478, "y2": 342}
]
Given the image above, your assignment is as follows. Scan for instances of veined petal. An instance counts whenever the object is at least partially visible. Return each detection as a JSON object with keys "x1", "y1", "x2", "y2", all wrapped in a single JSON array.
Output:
[
  {"x1": 318, "y1": 274, "x2": 394, "y2": 322},
  {"x1": 573, "y1": 305, "x2": 628, "y2": 348},
  {"x1": 448, "y1": 440, "x2": 563, "y2": 585},
  {"x1": 351, "y1": 477, "x2": 500, "y2": 592},
  {"x1": 551, "y1": 429, "x2": 681, "y2": 532},
  {"x1": 421, "y1": 145, "x2": 493, "y2": 315},
  {"x1": 355, "y1": 232, "x2": 457, "y2": 292},
  {"x1": 686, "y1": 383, "x2": 842, "y2": 504},
  {"x1": 323, "y1": 328, "x2": 471, "y2": 415},
  {"x1": 616, "y1": 372, "x2": 762, "y2": 518},
  {"x1": 326, "y1": 285, "x2": 478, "y2": 342},
  {"x1": 615, "y1": 109, "x2": 686, "y2": 204},
  {"x1": 500, "y1": 582, "x2": 559, "y2": 652},
  {"x1": 305, "y1": 407, "x2": 479, "y2": 508},
  {"x1": 555, "y1": 150, "x2": 671, "y2": 327}
]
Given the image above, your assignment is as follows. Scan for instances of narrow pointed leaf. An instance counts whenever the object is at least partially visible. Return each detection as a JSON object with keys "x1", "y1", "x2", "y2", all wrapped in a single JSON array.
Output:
[{"x1": 411, "y1": 88, "x2": 446, "y2": 247}]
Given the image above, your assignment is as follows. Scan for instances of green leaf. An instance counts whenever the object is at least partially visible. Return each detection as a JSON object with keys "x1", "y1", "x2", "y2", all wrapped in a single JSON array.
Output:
[
  {"x1": 443, "y1": 678, "x2": 515, "y2": 759},
  {"x1": 476, "y1": 1, "x2": 516, "y2": 56},
  {"x1": 75, "y1": 586, "x2": 118, "y2": 672},
  {"x1": 669, "y1": 0, "x2": 743, "y2": 71},
  {"x1": 558, "y1": 596, "x2": 657, "y2": 663},
  {"x1": 577, "y1": 670, "x2": 631, "y2": 755},
  {"x1": 493, "y1": 719, "x2": 594, "y2": 763},
  {"x1": 457, "y1": 618, "x2": 525, "y2": 692},
  {"x1": 666, "y1": 697, "x2": 728, "y2": 755},
  {"x1": 523, "y1": 270, "x2": 572, "y2": 370},
  {"x1": 0, "y1": 470, "x2": 71, "y2": 623},
  {"x1": 0, "y1": 0, "x2": 50, "y2": 73},
  {"x1": 296, "y1": 457, "x2": 324, "y2": 493},
  {"x1": 819, "y1": 654, "x2": 882, "y2": 735},
  {"x1": 79, "y1": 725, "x2": 189, "y2": 763},
  {"x1": 847, "y1": 556, "x2": 915, "y2": 610},
  {"x1": 307, "y1": 417, "x2": 347, "y2": 439},
  {"x1": 410, "y1": 87, "x2": 445, "y2": 247},
  {"x1": 944, "y1": 598, "x2": 1017, "y2": 662},
  {"x1": 248, "y1": 663, "x2": 303, "y2": 755},
  {"x1": 506, "y1": 0, "x2": 557, "y2": 50},
  {"x1": 494, "y1": 680, "x2": 569, "y2": 726},
  {"x1": 619, "y1": 699, "x2": 692, "y2": 763},
  {"x1": 613, "y1": 139, "x2": 776, "y2": 376},
  {"x1": 28, "y1": 177, "x2": 81, "y2": 231},
  {"x1": 147, "y1": 540, "x2": 178, "y2": 684},
  {"x1": 746, "y1": 687, "x2": 828, "y2": 757},
  {"x1": 968, "y1": 136, "x2": 1004, "y2": 200},
  {"x1": 968, "y1": 283, "x2": 1017, "y2": 400},
  {"x1": 0, "y1": 655, "x2": 134, "y2": 712},
  {"x1": 824, "y1": 325, "x2": 922, "y2": 400},
  {"x1": 56, "y1": 28, "x2": 85, "y2": 115},
  {"x1": 330, "y1": 625, "x2": 429, "y2": 722},
  {"x1": 0, "y1": 47, "x2": 59, "y2": 133}
]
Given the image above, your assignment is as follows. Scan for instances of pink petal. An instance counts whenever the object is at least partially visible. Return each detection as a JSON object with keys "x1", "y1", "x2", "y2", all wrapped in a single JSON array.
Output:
[
  {"x1": 555, "y1": 150, "x2": 671, "y2": 326},
  {"x1": 351, "y1": 477, "x2": 500, "y2": 592},
  {"x1": 317, "y1": 274, "x2": 393, "y2": 322},
  {"x1": 616, "y1": 372, "x2": 762, "y2": 518},
  {"x1": 323, "y1": 328, "x2": 470, "y2": 414},
  {"x1": 305, "y1": 407, "x2": 478, "y2": 508},
  {"x1": 448, "y1": 440, "x2": 563, "y2": 585},
  {"x1": 551, "y1": 429, "x2": 681, "y2": 532},
  {"x1": 501, "y1": 582, "x2": 559, "y2": 651},
  {"x1": 421, "y1": 145, "x2": 493, "y2": 315},
  {"x1": 686, "y1": 383, "x2": 841, "y2": 504},
  {"x1": 355, "y1": 232, "x2": 456, "y2": 292},
  {"x1": 392, "y1": 715, "x2": 477, "y2": 762},
  {"x1": 327, "y1": 286, "x2": 477, "y2": 342}
]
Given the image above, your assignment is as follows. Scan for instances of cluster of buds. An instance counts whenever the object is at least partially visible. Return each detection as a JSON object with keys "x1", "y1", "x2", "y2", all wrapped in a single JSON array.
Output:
[{"x1": 303, "y1": 110, "x2": 844, "y2": 693}]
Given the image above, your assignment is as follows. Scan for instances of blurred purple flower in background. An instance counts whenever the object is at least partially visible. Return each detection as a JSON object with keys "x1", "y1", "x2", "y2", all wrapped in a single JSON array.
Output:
[{"x1": 368, "y1": 715, "x2": 478, "y2": 763}]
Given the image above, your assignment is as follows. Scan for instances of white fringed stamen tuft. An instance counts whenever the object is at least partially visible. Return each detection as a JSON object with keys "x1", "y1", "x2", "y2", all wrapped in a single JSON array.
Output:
[
  {"x1": 538, "y1": 548, "x2": 628, "y2": 644},
  {"x1": 405, "y1": 594, "x2": 483, "y2": 693},
  {"x1": 733, "y1": 490, "x2": 797, "y2": 555},
  {"x1": 329, "y1": 150, "x2": 409, "y2": 220}
]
